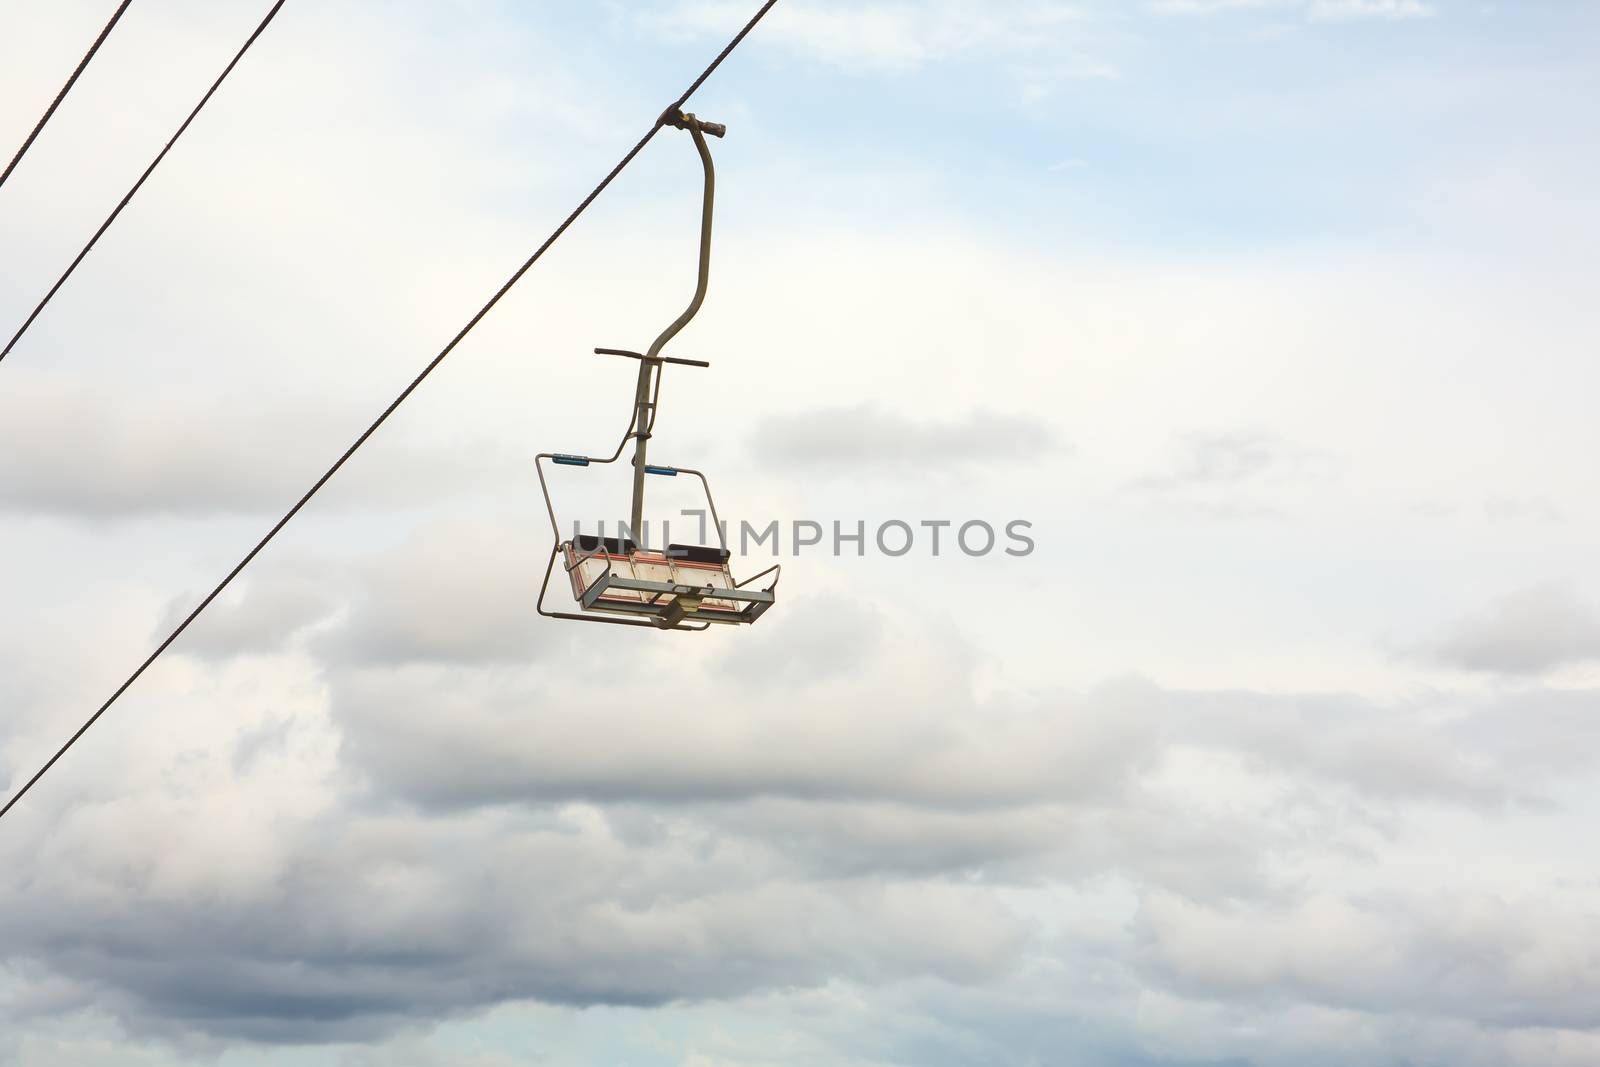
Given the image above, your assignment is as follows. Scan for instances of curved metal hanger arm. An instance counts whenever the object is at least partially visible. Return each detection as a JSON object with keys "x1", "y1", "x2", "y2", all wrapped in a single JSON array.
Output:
[
  {"x1": 646, "y1": 113, "x2": 720, "y2": 361},
  {"x1": 628, "y1": 113, "x2": 723, "y2": 536}
]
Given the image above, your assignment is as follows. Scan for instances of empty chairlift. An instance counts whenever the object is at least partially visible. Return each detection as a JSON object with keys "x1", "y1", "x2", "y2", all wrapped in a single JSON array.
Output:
[{"x1": 535, "y1": 110, "x2": 779, "y2": 631}]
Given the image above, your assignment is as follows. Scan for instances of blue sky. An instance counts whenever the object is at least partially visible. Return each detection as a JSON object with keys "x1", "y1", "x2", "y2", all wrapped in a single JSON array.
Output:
[
  {"x1": 3, "y1": 2, "x2": 1600, "y2": 1065},
  {"x1": 580, "y1": 1, "x2": 1600, "y2": 250}
]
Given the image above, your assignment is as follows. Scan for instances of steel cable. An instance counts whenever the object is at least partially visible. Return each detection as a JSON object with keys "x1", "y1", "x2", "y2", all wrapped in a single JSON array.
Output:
[
  {"x1": 1, "y1": 0, "x2": 289, "y2": 366},
  {"x1": 0, "y1": 0, "x2": 779, "y2": 823},
  {"x1": 0, "y1": 0, "x2": 136, "y2": 192}
]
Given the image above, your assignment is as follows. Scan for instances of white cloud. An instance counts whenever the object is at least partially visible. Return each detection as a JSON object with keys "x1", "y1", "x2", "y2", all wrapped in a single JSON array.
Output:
[
  {"x1": 1138, "y1": 888, "x2": 1600, "y2": 1029},
  {"x1": 753, "y1": 404, "x2": 1061, "y2": 475},
  {"x1": 3, "y1": 1, "x2": 1599, "y2": 1065},
  {"x1": 640, "y1": 0, "x2": 1092, "y2": 73},
  {"x1": 1127, "y1": 429, "x2": 1339, "y2": 517},
  {"x1": 0, "y1": 376, "x2": 516, "y2": 518},
  {"x1": 1150, "y1": 0, "x2": 1436, "y2": 18},
  {"x1": 1149, "y1": 0, "x2": 1289, "y2": 13},
  {"x1": 1309, "y1": 0, "x2": 1436, "y2": 20},
  {"x1": 8, "y1": 573, "x2": 1600, "y2": 1062}
]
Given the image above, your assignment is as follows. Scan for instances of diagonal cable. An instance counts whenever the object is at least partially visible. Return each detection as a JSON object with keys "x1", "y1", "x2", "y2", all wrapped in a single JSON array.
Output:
[
  {"x1": 0, "y1": 0, "x2": 136, "y2": 192},
  {"x1": 1, "y1": 0, "x2": 288, "y2": 366},
  {"x1": 0, "y1": 0, "x2": 779, "y2": 823}
]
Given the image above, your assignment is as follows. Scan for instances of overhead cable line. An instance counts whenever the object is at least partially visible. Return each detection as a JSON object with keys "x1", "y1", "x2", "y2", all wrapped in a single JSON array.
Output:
[
  {"x1": 0, "y1": 0, "x2": 136, "y2": 192},
  {"x1": 0, "y1": 0, "x2": 289, "y2": 367},
  {"x1": 0, "y1": 0, "x2": 780, "y2": 824}
]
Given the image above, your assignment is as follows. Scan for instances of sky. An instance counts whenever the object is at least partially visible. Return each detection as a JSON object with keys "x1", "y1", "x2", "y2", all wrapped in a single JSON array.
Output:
[{"x1": 2, "y1": 0, "x2": 1599, "y2": 1064}]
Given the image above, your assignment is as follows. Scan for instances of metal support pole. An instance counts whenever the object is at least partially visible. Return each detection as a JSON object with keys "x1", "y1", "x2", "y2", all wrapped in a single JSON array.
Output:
[
  {"x1": 628, "y1": 358, "x2": 658, "y2": 539},
  {"x1": 629, "y1": 112, "x2": 719, "y2": 541}
]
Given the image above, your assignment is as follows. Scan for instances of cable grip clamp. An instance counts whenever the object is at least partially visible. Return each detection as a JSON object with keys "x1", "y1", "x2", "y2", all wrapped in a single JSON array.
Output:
[{"x1": 661, "y1": 107, "x2": 727, "y2": 139}]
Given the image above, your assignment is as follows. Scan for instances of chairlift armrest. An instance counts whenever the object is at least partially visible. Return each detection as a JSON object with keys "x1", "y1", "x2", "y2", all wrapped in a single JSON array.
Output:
[
  {"x1": 673, "y1": 467, "x2": 729, "y2": 553},
  {"x1": 735, "y1": 563, "x2": 781, "y2": 592},
  {"x1": 564, "y1": 541, "x2": 614, "y2": 578}
]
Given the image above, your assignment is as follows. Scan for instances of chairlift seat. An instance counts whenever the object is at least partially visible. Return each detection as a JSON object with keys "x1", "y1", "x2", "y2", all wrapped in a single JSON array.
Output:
[{"x1": 560, "y1": 539, "x2": 774, "y2": 627}]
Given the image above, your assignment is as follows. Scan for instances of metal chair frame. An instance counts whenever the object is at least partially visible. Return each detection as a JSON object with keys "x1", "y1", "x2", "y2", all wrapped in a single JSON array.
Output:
[{"x1": 533, "y1": 110, "x2": 779, "y2": 631}]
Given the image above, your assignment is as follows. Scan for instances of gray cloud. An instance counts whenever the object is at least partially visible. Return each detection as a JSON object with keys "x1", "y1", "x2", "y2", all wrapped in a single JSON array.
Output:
[
  {"x1": 1128, "y1": 430, "x2": 1338, "y2": 517},
  {"x1": 1485, "y1": 494, "x2": 1566, "y2": 524},
  {"x1": 695, "y1": 795, "x2": 1280, "y2": 901},
  {"x1": 693, "y1": 797, "x2": 1077, "y2": 879},
  {"x1": 12, "y1": 517, "x2": 1586, "y2": 1058},
  {"x1": 330, "y1": 646, "x2": 1534, "y2": 818},
  {"x1": 1137, "y1": 888, "x2": 1600, "y2": 1031},
  {"x1": 715, "y1": 596, "x2": 886, "y2": 688},
  {"x1": 157, "y1": 576, "x2": 339, "y2": 661},
  {"x1": 1170, "y1": 687, "x2": 1518, "y2": 808},
  {"x1": 1421, "y1": 583, "x2": 1600, "y2": 675},
  {"x1": 1450, "y1": 686, "x2": 1600, "y2": 781},
  {"x1": 154, "y1": 531, "x2": 1592, "y2": 821},
  {"x1": 323, "y1": 639, "x2": 1162, "y2": 813},
  {"x1": 1149, "y1": 0, "x2": 1434, "y2": 19},
  {"x1": 752, "y1": 404, "x2": 1060, "y2": 475},
  {"x1": 7, "y1": 590, "x2": 1600, "y2": 1057},
  {"x1": 314, "y1": 522, "x2": 558, "y2": 668},
  {"x1": 3, "y1": 1, "x2": 1598, "y2": 1060},
  {"x1": 0, "y1": 807, "x2": 1026, "y2": 1045},
  {"x1": 0, "y1": 378, "x2": 512, "y2": 518}
]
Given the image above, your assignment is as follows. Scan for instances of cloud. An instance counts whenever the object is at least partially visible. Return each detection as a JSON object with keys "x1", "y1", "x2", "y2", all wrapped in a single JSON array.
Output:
[
  {"x1": 325, "y1": 619, "x2": 1156, "y2": 812},
  {"x1": 1127, "y1": 429, "x2": 1338, "y2": 516},
  {"x1": 640, "y1": 1, "x2": 1092, "y2": 74},
  {"x1": 752, "y1": 404, "x2": 1060, "y2": 475},
  {"x1": 147, "y1": 533, "x2": 1589, "y2": 823},
  {"x1": 0, "y1": 801, "x2": 1026, "y2": 1044},
  {"x1": 1149, "y1": 0, "x2": 1435, "y2": 18},
  {"x1": 700, "y1": 797, "x2": 1077, "y2": 879},
  {"x1": 1168, "y1": 687, "x2": 1515, "y2": 808},
  {"x1": 314, "y1": 521, "x2": 557, "y2": 668},
  {"x1": 1148, "y1": 0, "x2": 1289, "y2": 13},
  {"x1": 157, "y1": 575, "x2": 339, "y2": 661},
  {"x1": 1138, "y1": 888, "x2": 1600, "y2": 1030},
  {"x1": 1420, "y1": 583, "x2": 1600, "y2": 675},
  {"x1": 7, "y1": 570, "x2": 1600, "y2": 1057},
  {"x1": 1485, "y1": 494, "x2": 1566, "y2": 524},
  {"x1": 212, "y1": 535, "x2": 1600, "y2": 824},
  {"x1": 0, "y1": 377, "x2": 514, "y2": 519},
  {"x1": 2, "y1": 2, "x2": 1597, "y2": 1063},
  {"x1": 1308, "y1": 0, "x2": 1435, "y2": 20}
]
